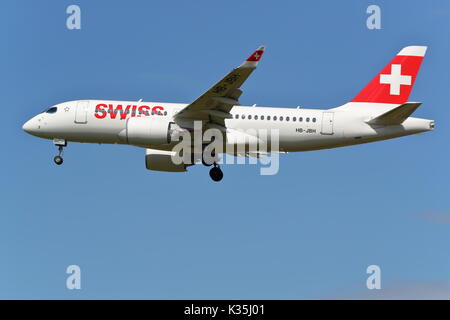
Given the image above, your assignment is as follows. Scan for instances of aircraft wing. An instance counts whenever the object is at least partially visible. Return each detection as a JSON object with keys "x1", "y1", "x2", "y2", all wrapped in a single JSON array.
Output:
[{"x1": 174, "y1": 46, "x2": 266, "y2": 126}]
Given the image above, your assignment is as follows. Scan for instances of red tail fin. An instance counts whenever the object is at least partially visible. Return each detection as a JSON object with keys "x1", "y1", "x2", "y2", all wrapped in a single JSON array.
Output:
[{"x1": 351, "y1": 46, "x2": 427, "y2": 104}]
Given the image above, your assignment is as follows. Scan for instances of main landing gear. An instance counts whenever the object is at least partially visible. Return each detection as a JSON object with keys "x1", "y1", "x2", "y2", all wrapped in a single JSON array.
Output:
[
  {"x1": 201, "y1": 147, "x2": 223, "y2": 182},
  {"x1": 209, "y1": 164, "x2": 223, "y2": 182},
  {"x1": 53, "y1": 138, "x2": 66, "y2": 165}
]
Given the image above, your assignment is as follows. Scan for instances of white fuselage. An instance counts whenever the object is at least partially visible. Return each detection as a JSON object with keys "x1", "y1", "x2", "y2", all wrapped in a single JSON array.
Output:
[{"x1": 22, "y1": 99, "x2": 434, "y2": 153}]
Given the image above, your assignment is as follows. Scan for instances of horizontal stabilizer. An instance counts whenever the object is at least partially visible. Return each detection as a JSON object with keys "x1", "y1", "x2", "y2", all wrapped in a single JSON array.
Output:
[{"x1": 367, "y1": 102, "x2": 422, "y2": 125}]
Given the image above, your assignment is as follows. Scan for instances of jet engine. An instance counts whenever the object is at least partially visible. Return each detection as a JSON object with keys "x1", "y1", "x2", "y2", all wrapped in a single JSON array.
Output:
[
  {"x1": 120, "y1": 117, "x2": 171, "y2": 146},
  {"x1": 145, "y1": 148, "x2": 187, "y2": 172},
  {"x1": 118, "y1": 117, "x2": 188, "y2": 147}
]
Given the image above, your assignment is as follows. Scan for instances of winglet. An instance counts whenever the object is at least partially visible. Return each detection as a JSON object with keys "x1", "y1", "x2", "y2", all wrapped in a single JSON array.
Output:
[{"x1": 240, "y1": 45, "x2": 266, "y2": 68}]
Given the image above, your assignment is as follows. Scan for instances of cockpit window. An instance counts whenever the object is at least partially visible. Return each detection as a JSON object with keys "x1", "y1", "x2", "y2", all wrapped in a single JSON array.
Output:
[{"x1": 45, "y1": 107, "x2": 58, "y2": 114}]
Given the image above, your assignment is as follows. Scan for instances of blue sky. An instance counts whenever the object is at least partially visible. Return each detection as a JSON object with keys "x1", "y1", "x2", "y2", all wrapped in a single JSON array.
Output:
[{"x1": 1, "y1": 0, "x2": 450, "y2": 299}]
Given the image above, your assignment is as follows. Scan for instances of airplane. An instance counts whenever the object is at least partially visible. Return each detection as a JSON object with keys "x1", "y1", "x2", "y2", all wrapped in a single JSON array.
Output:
[{"x1": 22, "y1": 45, "x2": 433, "y2": 182}]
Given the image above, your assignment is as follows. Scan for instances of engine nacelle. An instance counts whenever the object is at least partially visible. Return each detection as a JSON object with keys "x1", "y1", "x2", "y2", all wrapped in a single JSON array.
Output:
[
  {"x1": 145, "y1": 148, "x2": 187, "y2": 172},
  {"x1": 119, "y1": 117, "x2": 171, "y2": 147}
]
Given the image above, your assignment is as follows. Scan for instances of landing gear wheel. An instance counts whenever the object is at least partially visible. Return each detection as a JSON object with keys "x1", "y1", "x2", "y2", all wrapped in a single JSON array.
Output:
[
  {"x1": 209, "y1": 166, "x2": 223, "y2": 182},
  {"x1": 53, "y1": 141, "x2": 66, "y2": 166},
  {"x1": 54, "y1": 155, "x2": 63, "y2": 165}
]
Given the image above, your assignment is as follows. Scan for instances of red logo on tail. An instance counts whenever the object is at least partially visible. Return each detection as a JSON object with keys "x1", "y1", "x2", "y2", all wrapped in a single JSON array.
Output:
[{"x1": 351, "y1": 46, "x2": 426, "y2": 104}]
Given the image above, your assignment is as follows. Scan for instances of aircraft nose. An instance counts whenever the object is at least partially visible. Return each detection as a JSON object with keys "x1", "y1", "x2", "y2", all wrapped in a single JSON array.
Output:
[{"x1": 22, "y1": 118, "x2": 36, "y2": 134}]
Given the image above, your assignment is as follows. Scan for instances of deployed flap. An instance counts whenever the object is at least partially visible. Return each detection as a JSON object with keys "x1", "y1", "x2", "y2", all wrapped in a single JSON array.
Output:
[{"x1": 367, "y1": 102, "x2": 422, "y2": 125}]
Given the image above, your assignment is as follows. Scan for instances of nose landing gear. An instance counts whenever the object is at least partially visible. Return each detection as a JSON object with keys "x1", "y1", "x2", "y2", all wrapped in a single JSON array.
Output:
[{"x1": 53, "y1": 139, "x2": 66, "y2": 165}]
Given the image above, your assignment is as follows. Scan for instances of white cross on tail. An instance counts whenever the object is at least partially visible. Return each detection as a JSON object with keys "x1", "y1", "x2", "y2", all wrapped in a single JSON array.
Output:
[{"x1": 379, "y1": 64, "x2": 412, "y2": 95}]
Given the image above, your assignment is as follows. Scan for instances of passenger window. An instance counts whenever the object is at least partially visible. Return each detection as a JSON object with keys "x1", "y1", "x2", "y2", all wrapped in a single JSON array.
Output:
[
  {"x1": 306, "y1": 117, "x2": 310, "y2": 122},
  {"x1": 235, "y1": 114, "x2": 239, "y2": 119},
  {"x1": 254, "y1": 115, "x2": 258, "y2": 120},
  {"x1": 241, "y1": 115, "x2": 245, "y2": 119},
  {"x1": 267, "y1": 116, "x2": 271, "y2": 120},
  {"x1": 286, "y1": 116, "x2": 290, "y2": 121},
  {"x1": 164, "y1": 111, "x2": 167, "y2": 116},
  {"x1": 293, "y1": 117, "x2": 297, "y2": 121},
  {"x1": 280, "y1": 116, "x2": 283, "y2": 121},
  {"x1": 299, "y1": 117, "x2": 303, "y2": 122},
  {"x1": 261, "y1": 115, "x2": 265, "y2": 120},
  {"x1": 273, "y1": 116, "x2": 277, "y2": 121},
  {"x1": 312, "y1": 117, "x2": 316, "y2": 122},
  {"x1": 248, "y1": 115, "x2": 252, "y2": 120}
]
